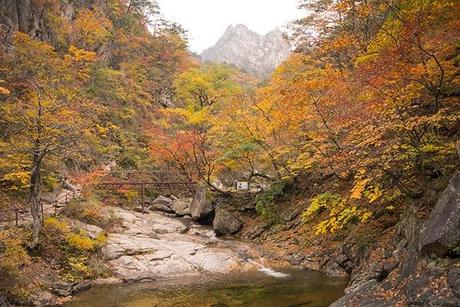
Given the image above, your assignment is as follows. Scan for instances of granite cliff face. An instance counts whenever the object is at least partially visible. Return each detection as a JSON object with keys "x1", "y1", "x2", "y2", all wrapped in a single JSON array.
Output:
[
  {"x1": 0, "y1": 0, "x2": 111, "y2": 48},
  {"x1": 0, "y1": 0, "x2": 53, "y2": 40},
  {"x1": 0, "y1": 0, "x2": 81, "y2": 42},
  {"x1": 200, "y1": 24, "x2": 291, "y2": 78}
]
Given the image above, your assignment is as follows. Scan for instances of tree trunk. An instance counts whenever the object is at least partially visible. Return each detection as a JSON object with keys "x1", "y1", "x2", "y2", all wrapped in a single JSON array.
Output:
[
  {"x1": 29, "y1": 82, "x2": 44, "y2": 248},
  {"x1": 29, "y1": 146, "x2": 43, "y2": 248},
  {"x1": 456, "y1": 141, "x2": 460, "y2": 160}
]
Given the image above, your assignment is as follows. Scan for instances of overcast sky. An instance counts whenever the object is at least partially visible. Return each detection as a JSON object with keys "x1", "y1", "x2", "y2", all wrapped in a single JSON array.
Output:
[{"x1": 156, "y1": 0, "x2": 304, "y2": 53}]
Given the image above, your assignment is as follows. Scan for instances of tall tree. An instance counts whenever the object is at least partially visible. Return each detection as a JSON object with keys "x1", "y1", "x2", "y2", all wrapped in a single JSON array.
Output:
[{"x1": 0, "y1": 33, "x2": 96, "y2": 245}]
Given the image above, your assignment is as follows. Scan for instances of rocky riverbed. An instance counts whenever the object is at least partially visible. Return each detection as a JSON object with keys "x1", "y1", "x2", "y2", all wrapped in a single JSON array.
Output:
[{"x1": 101, "y1": 206, "x2": 262, "y2": 282}]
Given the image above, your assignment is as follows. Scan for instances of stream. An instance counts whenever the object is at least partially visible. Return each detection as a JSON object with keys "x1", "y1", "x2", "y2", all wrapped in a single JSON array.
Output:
[
  {"x1": 64, "y1": 268, "x2": 347, "y2": 307},
  {"x1": 62, "y1": 205, "x2": 347, "y2": 306}
]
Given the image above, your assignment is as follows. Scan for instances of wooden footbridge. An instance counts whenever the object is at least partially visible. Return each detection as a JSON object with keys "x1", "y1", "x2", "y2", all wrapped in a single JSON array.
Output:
[{"x1": 96, "y1": 171, "x2": 199, "y2": 213}]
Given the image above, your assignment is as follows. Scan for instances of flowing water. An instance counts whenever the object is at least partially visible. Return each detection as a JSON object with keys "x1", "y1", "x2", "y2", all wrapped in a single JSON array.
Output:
[{"x1": 64, "y1": 268, "x2": 347, "y2": 307}]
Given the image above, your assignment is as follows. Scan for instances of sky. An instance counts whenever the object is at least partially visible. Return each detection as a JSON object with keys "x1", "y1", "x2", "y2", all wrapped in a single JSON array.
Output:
[{"x1": 156, "y1": 0, "x2": 304, "y2": 53}]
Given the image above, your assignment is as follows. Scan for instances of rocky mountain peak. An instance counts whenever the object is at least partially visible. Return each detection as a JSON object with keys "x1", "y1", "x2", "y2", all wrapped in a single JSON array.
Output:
[{"x1": 200, "y1": 24, "x2": 291, "y2": 78}]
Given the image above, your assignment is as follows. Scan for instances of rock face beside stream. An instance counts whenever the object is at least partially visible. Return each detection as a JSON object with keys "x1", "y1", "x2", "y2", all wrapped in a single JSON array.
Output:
[
  {"x1": 419, "y1": 172, "x2": 460, "y2": 257},
  {"x1": 331, "y1": 172, "x2": 460, "y2": 306},
  {"x1": 103, "y1": 207, "x2": 256, "y2": 282}
]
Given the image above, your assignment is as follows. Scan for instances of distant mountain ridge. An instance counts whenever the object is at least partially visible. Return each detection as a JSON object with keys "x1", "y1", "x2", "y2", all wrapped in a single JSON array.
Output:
[{"x1": 200, "y1": 24, "x2": 291, "y2": 78}]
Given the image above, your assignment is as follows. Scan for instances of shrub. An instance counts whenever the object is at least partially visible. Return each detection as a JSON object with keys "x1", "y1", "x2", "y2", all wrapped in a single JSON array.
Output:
[
  {"x1": 255, "y1": 181, "x2": 287, "y2": 223},
  {"x1": 0, "y1": 228, "x2": 31, "y2": 301},
  {"x1": 43, "y1": 217, "x2": 70, "y2": 235},
  {"x1": 66, "y1": 233, "x2": 96, "y2": 251},
  {"x1": 62, "y1": 199, "x2": 119, "y2": 229},
  {"x1": 303, "y1": 193, "x2": 372, "y2": 235},
  {"x1": 42, "y1": 172, "x2": 59, "y2": 192},
  {"x1": 0, "y1": 228, "x2": 30, "y2": 275},
  {"x1": 8, "y1": 285, "x2": 31, "y2": 302},
  {"x1": 94, "y1": 233, "x2": 108, "y2": 247},
  {"x1": 39, "y1": 216, "x2": 110, "y2": 282},
  {"x1": 302, "y1": 192, "x2": 342, "y2": 219},
  {"x1": 63, "y1": 256, "x2": 93, "y2": 282},
  {"x1": 350, "y1": 171, "x2": 384, "y2": 204}
]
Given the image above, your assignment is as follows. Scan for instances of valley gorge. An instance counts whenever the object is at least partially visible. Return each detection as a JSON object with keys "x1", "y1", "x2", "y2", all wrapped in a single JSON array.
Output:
[{"x1": 0, "y1": 0, "x2": 459, "y2": 306}]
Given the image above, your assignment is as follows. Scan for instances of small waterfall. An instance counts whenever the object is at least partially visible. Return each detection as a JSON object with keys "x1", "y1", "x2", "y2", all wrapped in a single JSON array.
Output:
[{"x1": 247, "y1": 259, "x2": 290, "y2": 278}]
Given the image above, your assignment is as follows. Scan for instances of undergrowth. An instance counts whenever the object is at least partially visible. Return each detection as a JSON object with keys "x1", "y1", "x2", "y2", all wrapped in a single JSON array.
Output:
[
  {"x1": 255, "y1": 181, "x2": 288, "y2": 224},
  {"x1": 0, "y1": 227, "x2": 32, "y2": 302},
  {"x1": 62, "y1": 198, "x2": 120, "y2": 230},
  {"x1": 39, "y1": 217, "x2": 110, "y2": 283},
  {"x1": 303, "y1": 192, "x2": 372, "y2": 235}
]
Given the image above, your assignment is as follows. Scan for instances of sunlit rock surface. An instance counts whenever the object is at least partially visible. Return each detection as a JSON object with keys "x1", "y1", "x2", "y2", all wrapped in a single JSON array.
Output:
[{"x1": 103, "y1": 207, "x2": 258, "y2": 281}]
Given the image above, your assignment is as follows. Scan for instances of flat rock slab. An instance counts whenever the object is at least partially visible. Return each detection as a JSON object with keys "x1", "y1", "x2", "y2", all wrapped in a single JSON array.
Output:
[{"x1": 103, "y1": 207, "x2": 255, "y2": 281}]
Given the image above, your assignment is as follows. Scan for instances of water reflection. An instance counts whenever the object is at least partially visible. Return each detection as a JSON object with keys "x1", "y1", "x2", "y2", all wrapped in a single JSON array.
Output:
[{"x1": 64, "y1": 268, "x2": 347, "y2": 307}]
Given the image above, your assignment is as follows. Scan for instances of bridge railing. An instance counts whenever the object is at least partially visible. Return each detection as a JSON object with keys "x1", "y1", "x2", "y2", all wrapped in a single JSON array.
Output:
[
  {"x1": 95, "y1": 174, "x2": 199, "y2": 214},
  {"x1": 96, "y1": 181, "x2": 197, "y2": 189},
  {"x1": 0, "y1": 207, "x2": 23, "y2": 226},
  {"x1": 103, "y1": 171, "x2": 194, "y2": 181},
  {"x1": 0, "y1": 190, "x2": 76, "y2": 227}
]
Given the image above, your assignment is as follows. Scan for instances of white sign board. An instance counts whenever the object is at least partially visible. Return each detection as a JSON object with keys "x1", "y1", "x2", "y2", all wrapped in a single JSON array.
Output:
[{"x1": 236, "y1": 181, "x2": 249, "y2": 190}]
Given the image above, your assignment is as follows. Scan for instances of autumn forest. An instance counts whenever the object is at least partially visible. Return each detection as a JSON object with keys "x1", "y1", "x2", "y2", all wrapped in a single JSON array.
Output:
[{"x1": 0, "y1": 0, "x2": 459, "y2": 306}]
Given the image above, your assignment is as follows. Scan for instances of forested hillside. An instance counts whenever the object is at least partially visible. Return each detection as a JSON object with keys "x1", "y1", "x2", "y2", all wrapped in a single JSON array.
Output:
[
  {"x1": 0, "y1": 0, "x2": 194, "y2": 242},
  {"x1": 153, "y1": 0, "x2": 459, "y2": 234},
  {"x1": 0, "y1": 0, "x2": 459, "y2": 305}
]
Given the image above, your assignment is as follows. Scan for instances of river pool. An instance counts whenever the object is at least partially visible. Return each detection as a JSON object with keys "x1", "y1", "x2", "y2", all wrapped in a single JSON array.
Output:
[{"x1": 64, "y1": 268, "x2": 347, "y2": 307}]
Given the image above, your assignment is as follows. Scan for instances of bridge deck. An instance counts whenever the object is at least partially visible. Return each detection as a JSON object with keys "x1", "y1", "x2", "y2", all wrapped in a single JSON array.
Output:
[{"x1": 96, "y1": 182, "x2": 198, "y2": 189}]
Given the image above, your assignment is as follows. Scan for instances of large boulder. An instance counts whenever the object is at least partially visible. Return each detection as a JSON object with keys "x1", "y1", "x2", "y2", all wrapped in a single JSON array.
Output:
[
  {"x1": 149, "y1": 195, "x2": 192, "y2": 216},
  {"x1": 419, "y1": 172, "x2": 460, "y2": 257},
  {"x1": 171, "y1": 196, "x2": 191, "y2": 216},
  {"x1": 190, "y1": 187, "x2": 215, "y2": 224},
  {"x1": 150, "y1": 195, "x2": 175, "y2": 213},
  {"x1": 330, "y1": 280, "x2": 382, "y2": 307},
  {"x1": 213, "y1": 208, "x2": 243, "y2": 236}
]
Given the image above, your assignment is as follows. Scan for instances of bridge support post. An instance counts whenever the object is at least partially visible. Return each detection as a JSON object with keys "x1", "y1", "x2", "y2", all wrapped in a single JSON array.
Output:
[{"x1": 141, "y1": 184, "x2": 145, "y2": 214}]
